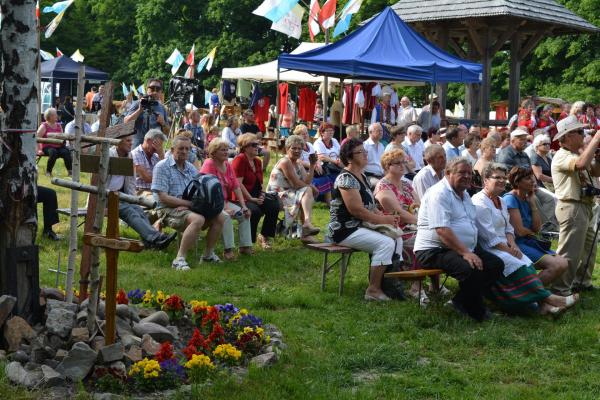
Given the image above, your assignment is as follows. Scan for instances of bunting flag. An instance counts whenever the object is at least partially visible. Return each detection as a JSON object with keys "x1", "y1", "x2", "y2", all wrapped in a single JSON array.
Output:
[
  {"x1": 44, "y1": 9, "x2": 67, "y2": 38},
  {"x1": 56, "y1": 48, "x2": 63, "y2": 57},
  {"x1": 121, "y1": 82, "x2": 129, "y2": 97},
  {"x1": 308, "y1": 0, "x2": 321, "y2": 42},
  {"x1": 137, "y1": 84, "x2": 146, "y2": 96},
  {"x1": 185, "y1": 44, "x2": 195, "y2": 66},
  {"x1": 197, "y1": 47, "x2": 217, "y2": 73},
  {"x1": 333, "y1": 0, "x2": 362, "y2": 38},
  {"x1": 42, "y1": 0, "x2": 74, "y2": 14},
  {"x1": 130, "y1": 84, "x2": 139, "y2": 98},
  {"x1": 184, "y1": 65, "x2": 195, "y2": 79},
  {"x1": 36, "y1": 0, "x2": 40, "y2": 20},
  {"x1": 271, "y1": 4, "x2": 304, "y2": 39},
  {"x1": 40, "y1": 49, "x2": 55, "y2": 61},
  {"x1": 165, "y1": 48, "x2": 184, "y2": 75},
  {"x1": 319, "y1": 0, "x2": 336, "y2": 30},
  {"x1": 71, "y1": 49, "x2": 84, "y2": 62},
  {"x1": 252, "y1": 0, "x2": 299, "y2": 23}
]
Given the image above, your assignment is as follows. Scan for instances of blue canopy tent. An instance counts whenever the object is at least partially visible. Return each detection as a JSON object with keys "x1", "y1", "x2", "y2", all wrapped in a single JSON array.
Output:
[
  {"x1": 278, "y1": 7, "x2": 482, "y2": 83},
  {"x1": 41, "y1": 56, "x2": 109, "y2": 110}
]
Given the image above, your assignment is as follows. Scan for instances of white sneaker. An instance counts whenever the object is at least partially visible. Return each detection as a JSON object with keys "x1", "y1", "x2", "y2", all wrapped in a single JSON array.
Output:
[
  {"x1": 202, "y1": 253, "x2": 222, "y2": 263},
  {"x1": 171, "y1": 257, "x2": 190, "y2": 271}
]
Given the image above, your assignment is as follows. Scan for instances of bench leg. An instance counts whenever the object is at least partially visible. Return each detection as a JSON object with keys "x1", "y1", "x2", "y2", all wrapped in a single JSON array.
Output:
[
  {"x1": 338, "y1": 253, "x2": 350, "y2": 296},
  {"x1": 321, "y1": 252, "x2": 329, "y2": 291}
]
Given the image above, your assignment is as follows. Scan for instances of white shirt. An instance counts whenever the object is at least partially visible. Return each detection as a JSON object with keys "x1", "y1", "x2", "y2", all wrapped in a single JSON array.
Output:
[
  {"x1": 65, "y1": 120, "x2": 92, "y2": 135},
  {"x1": 411, "y1": 165, "x2": 442, "y2": 200},
  {"x1": 397, "y1": 106, "x2": 418, "y2": 128},
  {"x1": 222, "y1": 127, "x2": 240, "y2": 149},
  {"x1": 461, "y1": 149, "x2": 478, "y2": 166},
  {"x1": 443, "y1": 141, "x2": 461, "y2": 162},
  {"x1": 313, "y1": 138, "x2": 341, "y2": 161},
  {"x1": 363, "y1": 138, "x2": 384, "y2": 177},
  {"x1": 417, "y1": 111, "x2": 441, "y2": 132},
  {"x1": 300, "y1": 142, "x2": 316, "y2": 164},
  {"x1": 414, "y1": 178, "x2": 478, "y2": 252},
  {"x1": 402, "y1": 138, "x2": 425, "y2": 170}
]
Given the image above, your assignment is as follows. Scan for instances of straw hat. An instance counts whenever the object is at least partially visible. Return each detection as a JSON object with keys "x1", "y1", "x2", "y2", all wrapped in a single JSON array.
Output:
[{"x1": 553, "y1": 115, "x2": 587, "y2": 142}]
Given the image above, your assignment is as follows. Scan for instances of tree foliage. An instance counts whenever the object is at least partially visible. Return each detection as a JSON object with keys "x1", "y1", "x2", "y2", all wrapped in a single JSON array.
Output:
[{"x1": 37, "y1": 0, "x2": 598, "y2": 103}]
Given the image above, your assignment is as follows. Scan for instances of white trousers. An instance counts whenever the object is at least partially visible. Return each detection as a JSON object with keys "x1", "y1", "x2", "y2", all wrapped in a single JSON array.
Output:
[
  {"x1": 340, "y1": 227, "x2": 402, "y2": 266},
  {"x1": 222, "y1": 202, "x2": 253, "y2": 249}
]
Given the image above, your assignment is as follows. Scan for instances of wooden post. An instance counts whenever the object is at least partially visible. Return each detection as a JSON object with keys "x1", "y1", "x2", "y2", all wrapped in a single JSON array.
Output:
[
  {"x1": 104, "y1": 192, "x2": 119, "y2": 345},
  {"x1": 508, "y1": 35, "x2": 522, "y2": 118},
  {"x1": 435, "y1": 27, "x2": 449, "y2": 120},
  {"x1": 479, "y1": 29, "x2": 492, "y2": 126},
  {"x1": 65, "y1": 65, "x2": 85, "y2": 303}
]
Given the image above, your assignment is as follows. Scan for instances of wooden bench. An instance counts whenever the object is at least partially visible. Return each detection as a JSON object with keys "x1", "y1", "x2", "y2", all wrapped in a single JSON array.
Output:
[
  {"x1": 305, "y1": 242, "x2": 356, "y2": 295},
  {"x1": 384, "y1": 269, "x2": 446, "y2": 301},
  {"x1": 57, "y1": 207, "x2": 88, "y2": 227}
]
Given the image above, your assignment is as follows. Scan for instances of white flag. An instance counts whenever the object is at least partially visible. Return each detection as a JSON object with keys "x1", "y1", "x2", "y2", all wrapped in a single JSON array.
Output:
[
  {"x1": 71, "y1": 49, "x2": 84, "y2": 62},
  {"x1": 165, "y1": 49, "x2": 184, "y2": 75},
  {"x1": 271, "y1": 4, "x2": 304, "y2": 39}
]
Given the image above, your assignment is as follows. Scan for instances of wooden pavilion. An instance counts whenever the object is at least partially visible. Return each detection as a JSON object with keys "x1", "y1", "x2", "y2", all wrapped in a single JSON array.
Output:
[{"x1": 389, "y1": 0, "x2": 599, "y2": 123}]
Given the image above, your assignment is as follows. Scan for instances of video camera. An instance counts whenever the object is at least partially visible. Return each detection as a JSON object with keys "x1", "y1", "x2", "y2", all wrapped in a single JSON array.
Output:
[
  {"x1": 582, "y1": 185, "x2": 600, "y2": 197},
  {"x1": 168, "y1": 76, "x2": 204, "y2": 114},
  {"x1": 140, "y1": 95, "x2": 159, "y2": 112}
]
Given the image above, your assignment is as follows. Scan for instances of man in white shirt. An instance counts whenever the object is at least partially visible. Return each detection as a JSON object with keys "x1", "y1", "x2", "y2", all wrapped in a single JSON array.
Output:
[
  {"x1": 412, "y1": 144, "x2": 446, "y2": 200},
  {"x1": 363, "y1": 123, "x2": 385, "y2": 187},
  {"x1": 402, "y1": 124, "x2": 425, "y2": 178},
  {"x1": 443, "y1": 126, "x2": 466, "y2": 162},
  {"x1": 397, "y1": 96, "x2": 418, "y2": 128}
]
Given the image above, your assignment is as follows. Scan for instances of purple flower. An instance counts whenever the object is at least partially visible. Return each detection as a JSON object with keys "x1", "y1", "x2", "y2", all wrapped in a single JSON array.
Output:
[
  {"x1": 232, "y1": 313, "x2": 262, "y2": 329},
  {"x1": 127, "y1": 289, "x2": 144, "y2": 304},
  {"x1": 159, "y1": 359, "x2": 186, "y2": 380},
  {"x1": 215, "y1": 303, "x2": 239, "y2": 324}
]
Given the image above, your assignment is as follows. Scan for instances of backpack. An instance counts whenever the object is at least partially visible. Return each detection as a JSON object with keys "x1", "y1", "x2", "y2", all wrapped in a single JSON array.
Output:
[{"x1": 182, "y1": 174, "x2": 224, "y2": 219}]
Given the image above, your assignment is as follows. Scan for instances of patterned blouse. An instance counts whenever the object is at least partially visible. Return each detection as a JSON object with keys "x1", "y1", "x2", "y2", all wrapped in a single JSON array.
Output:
[
  {"x1": 328, "y1": 170, "x2": 376, "y2": 243},
  {"x1": 373, "y1": 177, "x2": 416, "y2": 230}
]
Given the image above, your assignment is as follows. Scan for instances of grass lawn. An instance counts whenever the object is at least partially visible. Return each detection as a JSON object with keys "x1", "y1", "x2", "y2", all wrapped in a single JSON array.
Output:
[{"x1": 2, "y1": 158, "x2": 600, "y2": 399}]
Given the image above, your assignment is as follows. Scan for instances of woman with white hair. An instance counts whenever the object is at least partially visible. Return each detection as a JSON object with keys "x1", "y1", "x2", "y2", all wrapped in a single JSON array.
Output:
[
  {"x1": 37, "y1": 107, "x2": 71, "y2": 177},
  {"x1": 530, "y1": 134, "x2": 554, "y2": 191}
]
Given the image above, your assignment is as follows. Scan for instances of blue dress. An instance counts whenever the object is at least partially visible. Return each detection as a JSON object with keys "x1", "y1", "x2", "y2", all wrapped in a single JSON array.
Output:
[{"x1": 503, "y1": 193, "x2": 555, "y2": 263}]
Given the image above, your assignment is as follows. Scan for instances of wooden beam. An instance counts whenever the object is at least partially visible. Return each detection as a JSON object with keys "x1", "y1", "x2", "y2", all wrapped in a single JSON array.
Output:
[
  {"x1": 520, "y1": 29, "x2": 552, "y2": 59},
  {"x1": 490, "y1": 26, "x2": 520, "y2": 55},
  {"x1": 448, "y1": 38, "x2": 467, "y2": 59},
  {"x1": 80, "y1": 154, "x2": 134, "y2": 176},
  {"x1": 467, "y1": 27, "x2": 484, "y2": 57},
  {"x1": 509, "y1": 35, "x2": 523, "y2": 118}
]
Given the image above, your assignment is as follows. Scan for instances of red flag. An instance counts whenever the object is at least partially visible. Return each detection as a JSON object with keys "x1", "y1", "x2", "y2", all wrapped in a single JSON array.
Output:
[
  {"x1": 185, "y1": 44, "x2": 195, "y2": 66},
  {"x1": 36, "y1": 0, "x2": 40, "y2": 19},
  {"x1": 56, "y1": 48, "x2": 63, "y2": 57},
  {"x1": 319, "y1": 0, "x2": 336, "y2": 30},
  {"x1": 308, "y1": 0, "x2": 321, "y2": 42},
  {"x1": 184, "y1": 65, "x2": 194, "y2": 79}
]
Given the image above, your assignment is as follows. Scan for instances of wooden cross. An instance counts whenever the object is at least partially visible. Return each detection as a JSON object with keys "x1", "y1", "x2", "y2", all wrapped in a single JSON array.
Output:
[{"x1": 83, "y1": 192, "x2": 143, "y2": 345}]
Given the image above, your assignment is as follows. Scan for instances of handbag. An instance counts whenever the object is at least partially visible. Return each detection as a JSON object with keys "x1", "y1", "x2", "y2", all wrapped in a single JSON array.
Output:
[
  {"x1": 362, "y1": 221, "x2": 403, "y2": 239},
  {"x1": 322, "y1": 161, "x2": 342, "y2": 176}
]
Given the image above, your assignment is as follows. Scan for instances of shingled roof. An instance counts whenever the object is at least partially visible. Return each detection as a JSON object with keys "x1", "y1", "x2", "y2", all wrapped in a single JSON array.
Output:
[{"x1": 391, "y1": 0, "x2": 599, "y2": 33}]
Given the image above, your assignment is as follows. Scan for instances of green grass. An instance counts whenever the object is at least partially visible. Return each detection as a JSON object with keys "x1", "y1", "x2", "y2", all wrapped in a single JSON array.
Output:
[{"x1": 2, "y1": 158, "x2": 600, "y2": 399}]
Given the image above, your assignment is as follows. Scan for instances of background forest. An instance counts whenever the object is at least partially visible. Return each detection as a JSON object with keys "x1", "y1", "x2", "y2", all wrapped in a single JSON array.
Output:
[{"x1": 39, "y1": 0, "x2": 600, "y2": 105}]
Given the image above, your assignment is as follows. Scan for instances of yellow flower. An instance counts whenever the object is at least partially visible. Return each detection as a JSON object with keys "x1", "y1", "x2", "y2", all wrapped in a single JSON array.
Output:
[
  {"x1": 129, "y1": 358, "x2": 161, "y2": 379},
  {"x1": 156, "y1": 290, "x2": 166, "y2": 305},
  {"x1": 189, "y1": 300, "x2": 208, "y2": 309},
  {"x1": 184, "y1": 354, "x2": 215, "y2": 370},
  {"x1": 142, "y1": 290, "x2": 154, "y2": 305},
  {"x1": 213, "y1": 344, "x2": 242, "y2": 362}
]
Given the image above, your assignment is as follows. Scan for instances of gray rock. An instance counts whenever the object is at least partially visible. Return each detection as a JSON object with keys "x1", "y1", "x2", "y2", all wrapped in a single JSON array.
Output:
[
  {"x1": 269, "y1": 337, "x2": 287, "y2": 350},
  {"x1": 31, "y1": 343, "x2": 53, "y2": 364},
  {"x1": 93, "y1": 393, "x2": 125, "y2": 400},
  {"x1": 140, "y1": 334, "x2": 160, "y2": 357},
  {"x1": 264, "y1": 323, "x2": 283, "y2": 339},
  {"x1": 98, "y1": 301, "x2": 106, "y2": 319},
  {"x1": 165, "y1": 325, "x2": 180, "y2": 341},
  {"x1": 46, "y1": 299, "x2": 78, "y2": 314},
  {"x1": 71, "y1": 327, "x2": 89, "y2": 343},
  {"x1": 40, "y1": 365, "x2": 65, "y2": 387},
  {"x1": 92, "y1": 336, "x2": 106, "y2": 351},
  {"x1": 40, "y1": 288, "x2": 66, "y2": 303},
  {"x1": 43, "y1": 359, "x2": 60, "y2": 369},
  {"x1": 46, "y1": 385, "x2": 72, "y2": 400},
  {"x1": 3, "y1": 316, "x2": 36, "y2": 352},
  {"x1": 0, "y1": 295, "x2": 16, "y2": 329},
  {"x1": 45, "y1": 334, "x2": 65, "y2": 351},
  {"x1": 56, "y1": 342, "x2": 98, "y2": 381},
  {"x1": 128, "y1": 306, "x2": 140, "y2": 323},
  {"x1": 116, "y1": 304, "x2": 130, "y2": 320},
  {"x1": 46, "y1": 308, "x2": 76, "y2": 339},
  {"x1": 121, "y1": 334, "x2": 141, "y2": 349},
  {"x1": 99, "y1": 342, "x2": 124, "y2": 363},
  {"x1": 132, "y1": 322, "x2": 175, "y2": 342},
  {"x1": 109, "y1": 361, "x2": 127, "y2": 376},
  {"x1": 25, "y1": 361, "x2": 41, "y2": 371},
  {"x1": 139, "y1": 311, "x2": 169, "y2": 327},
  {"x1": 0, "y1": 350, "x2": 6, "y2": 362},
  {"x1": 115, "y1": 317, "x2": 133, "y2": 337},
  {"x1": 5, "y1": 361, "x2": 43, "y2": 388},
  {"x1": 76, "y1": 310, "x2": 87, "y2": 323},
  {"x1": 249, "y1": 352, "x2": 278, "y2": 368},
  {"x1": 125, "y1": 345, "x2": 142, "y2": 363},
  {"x1": 136, "y1": 307, "x2": 154, "y2": 319},
  {"x1": 54, "y1": 349, "x2": 68, "y2": 361},
  {"x1": 9, "y1": 350, "x2": 30, "y2": 364}
]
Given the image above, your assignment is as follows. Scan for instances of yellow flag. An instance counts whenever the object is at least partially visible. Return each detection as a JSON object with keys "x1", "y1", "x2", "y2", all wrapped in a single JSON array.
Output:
[{"x1": 44, "y1": 9, "x2": 66, "y2": 39}]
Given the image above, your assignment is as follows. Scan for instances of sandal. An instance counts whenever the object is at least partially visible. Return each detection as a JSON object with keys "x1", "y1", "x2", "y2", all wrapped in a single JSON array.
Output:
[
  {"x1": 258, "y1": 234, "x2": 272, "y2": 250},
  {"x1": 171, "y1": 257, "x2": 191, "y2": 271},
  {"x1": 239, "y1": 246, "x2": 254, "y2": 255},
  {"x1": 223, "y1": 250, "x2": 237, "y2": 261},
  {"x1": 564, "y1": 294, "x2": 579, "y2": 308},
  {"x1": 301, "y1": 225, "x2": 320, "y2": 237}
]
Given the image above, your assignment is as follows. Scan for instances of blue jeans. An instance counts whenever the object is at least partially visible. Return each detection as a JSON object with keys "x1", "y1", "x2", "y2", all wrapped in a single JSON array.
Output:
[{"x1": 119, "y1": 203, "x2": 160, "y2": 242}]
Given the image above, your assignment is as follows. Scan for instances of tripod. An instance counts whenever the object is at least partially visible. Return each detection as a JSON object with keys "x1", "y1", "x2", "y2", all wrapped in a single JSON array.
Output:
[{"x1": 580, "y1": 205, "x2": 600, "y2": 285}]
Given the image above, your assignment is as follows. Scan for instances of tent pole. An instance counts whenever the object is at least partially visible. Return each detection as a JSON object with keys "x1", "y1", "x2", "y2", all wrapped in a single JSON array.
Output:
[
  {"x1": 276, "y1": 65, "x2": 280, "y2": 130},
  {"x1": 429, "y1": 82, "x2": 435, "y2": 130},
  {"x1": 323, "y1": 28, "x2": 330, "y2": 129}
]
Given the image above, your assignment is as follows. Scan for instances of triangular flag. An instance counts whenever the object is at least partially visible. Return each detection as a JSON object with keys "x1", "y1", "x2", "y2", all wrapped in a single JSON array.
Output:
[
  {"x1": 56, "y1": 48, "x2": 63, "y2": 57},
  {"x1": 308, "y1": 0, "x2": 321, "y2": 42},
  {"x1": 36, "y1": 0, "x2": 40, "y2": 20},
  {"x1": 184, "y1": 65, "x2": 194, "y2": 79},
  {"x1": 44, "y1": 9, "x2": 67, "y2": 38},
  {"x1": 121, "y1": 82, "x2": 129, "y2": 97},
  {"x1": 253, "y1": 0, "x2": 299, "y2": 23},
  {"x1": 165, "y1": 48, "x2": 184, "y2": 75},
  {"x1": 70, "y1": 49, "x2": 84, "y2": 62},
  {"x1": 40, "y1": 49, "x2": 54, "y2": 61},
  {"x1": 271, "y1": 4, "x2": 304, "y2": 39},
  {"x1": 333, "y1": 0, "x2": 362, "y2": 38},
  {"x1": 137, "y1": 84, "x2": 146, "y2": 96},
  {"x1": 185, "y1": 44, "x2": 195, "y2": 66},
  {"x1": 197, "y1": 47, "x2": 217, "y2": 73},
  {"x1": 130, "y1": 84, "x2": 139, "y2": 98},
  {"x1": 42, "y1": 0, "x2": 74, "y2": 15},
  {"x1": 319, "y1": 0, "x2": 336, "y2": 30}
]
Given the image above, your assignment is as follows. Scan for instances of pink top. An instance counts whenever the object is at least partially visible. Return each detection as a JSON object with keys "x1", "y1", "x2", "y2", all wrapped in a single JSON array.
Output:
[
  {"x1": 200, "y1": 158, "x2": 239, "y2": 202},
  {"x1": 40, "y1": 122, "x2": 63, "y2": 149}
]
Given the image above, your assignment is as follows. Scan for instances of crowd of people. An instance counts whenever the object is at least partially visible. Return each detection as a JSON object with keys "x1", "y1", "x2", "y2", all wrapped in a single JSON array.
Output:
[{"x1": 37, "y1": 78, "x2": 600, "y2": 321}]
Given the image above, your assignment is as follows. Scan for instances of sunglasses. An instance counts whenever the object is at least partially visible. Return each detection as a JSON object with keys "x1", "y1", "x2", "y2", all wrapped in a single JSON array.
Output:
[
  {"x1": 147, "y1": 86, "x2": 162, "y2": 91},
  {"x1": 248, "y1": 142, "x2": 260, "y2": 148}
]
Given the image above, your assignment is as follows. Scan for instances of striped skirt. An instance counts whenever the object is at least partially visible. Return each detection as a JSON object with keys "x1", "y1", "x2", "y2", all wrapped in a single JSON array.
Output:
[{"x1": 487, "y1": 264, "x2": 550, "y2": 309}]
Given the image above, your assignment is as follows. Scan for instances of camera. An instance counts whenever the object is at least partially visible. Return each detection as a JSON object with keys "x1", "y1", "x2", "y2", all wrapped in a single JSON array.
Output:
[
  {"x1": 168, "y1": 76, "x2": 204, "y2": 114},
  {"x1": 140, "y1": 96, "x2": 159, "y2": 111},
  {"x1": 309, "y1": 153, "x2": 318, "y2": 163},
  {"x1": 582, "y1": 185, "x2": 600, "y2": 197}
]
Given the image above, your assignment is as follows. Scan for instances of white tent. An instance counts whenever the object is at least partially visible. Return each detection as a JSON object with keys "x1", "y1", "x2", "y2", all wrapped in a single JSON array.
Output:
[{"x1": 222, "y1": 42, "x2": 339, "y2": 83}]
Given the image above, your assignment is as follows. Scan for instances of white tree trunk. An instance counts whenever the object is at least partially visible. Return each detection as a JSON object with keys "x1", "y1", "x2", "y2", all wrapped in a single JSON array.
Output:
[{"x1": 0, "y1": 0, "x2": 41, "y2": 318}]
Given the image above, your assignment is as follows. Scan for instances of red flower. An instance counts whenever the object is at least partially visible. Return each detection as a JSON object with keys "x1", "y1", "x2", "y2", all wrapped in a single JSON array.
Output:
[
  {"x1": 116, "y1": 289, "x2": 128, "y2": 305},
  {"x1": 182, "y1": 344, "x2": 198, "y2": 360},
  {"x1": 155, "y1": 341, "x2": 174, "y2": 362},
  {"x1": 163, "y1": 294, "x2": 185, "y2": 312}
]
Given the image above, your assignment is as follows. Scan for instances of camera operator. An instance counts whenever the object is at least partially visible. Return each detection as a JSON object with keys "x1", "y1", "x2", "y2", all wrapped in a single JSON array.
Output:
[
  {"x1": 124, "y1": 78, "x2": 170, "y2": 147},
  {"x1": 551, "y1": 115, "x2": 600, "y2": 295}
]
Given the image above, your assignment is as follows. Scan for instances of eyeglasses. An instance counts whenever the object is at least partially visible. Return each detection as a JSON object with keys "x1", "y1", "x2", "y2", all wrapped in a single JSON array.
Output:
[
  {"x1": 390, "y1": 161, "x2": 406, "y2": 166},
  {"x1": 489, "y1": 175, "x2": 507, "y2": 181},
  {"x1": 248, "y1": 142, "x2": 260, "y2": 148},
  {"x1": 352, "y1": 150, "x2": 367, "y2": 155},
  {"x1": 147, "y1": 86, "x2": 162, "y2": 91}
]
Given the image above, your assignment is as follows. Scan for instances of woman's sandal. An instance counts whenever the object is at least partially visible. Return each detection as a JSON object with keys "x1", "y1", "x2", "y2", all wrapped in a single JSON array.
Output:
[{"x1": 564, "y1": 293, "x2": 579, "y2": 308}]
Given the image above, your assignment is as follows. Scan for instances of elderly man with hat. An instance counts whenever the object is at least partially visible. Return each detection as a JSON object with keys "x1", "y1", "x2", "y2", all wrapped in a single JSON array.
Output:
[{"x1": 551, "y1": 116, "x2": 600, "y2": 295}]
